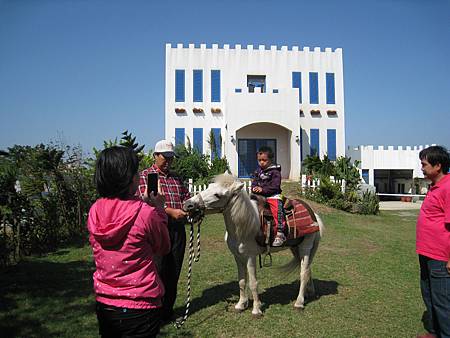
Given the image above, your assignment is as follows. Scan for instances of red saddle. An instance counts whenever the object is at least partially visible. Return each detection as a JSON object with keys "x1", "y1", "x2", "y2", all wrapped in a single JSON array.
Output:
[{"x1": 253, "y1": 196, "x2": 320, "y2": 247}]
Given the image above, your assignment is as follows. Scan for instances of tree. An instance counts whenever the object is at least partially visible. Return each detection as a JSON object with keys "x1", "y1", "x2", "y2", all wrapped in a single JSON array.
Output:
[{"x1": 208, "y1": 130, "x2": 222, "y2": 160}]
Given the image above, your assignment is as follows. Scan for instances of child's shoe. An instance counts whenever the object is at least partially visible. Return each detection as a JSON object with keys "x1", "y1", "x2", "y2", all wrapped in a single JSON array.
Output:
[{"x1": 272, "y1": 232, "x2": 286, "y2": 247}]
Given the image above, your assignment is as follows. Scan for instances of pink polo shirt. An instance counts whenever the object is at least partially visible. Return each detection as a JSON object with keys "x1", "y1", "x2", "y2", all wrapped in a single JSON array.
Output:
[{"x1": 416, "y1": 174, "x2": 450, "y2": 262}]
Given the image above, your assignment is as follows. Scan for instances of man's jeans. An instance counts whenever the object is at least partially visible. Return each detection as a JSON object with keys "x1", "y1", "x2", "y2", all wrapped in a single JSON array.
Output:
[{"x1": 419, "y1": 255, "x2": 450, "y2": 338}]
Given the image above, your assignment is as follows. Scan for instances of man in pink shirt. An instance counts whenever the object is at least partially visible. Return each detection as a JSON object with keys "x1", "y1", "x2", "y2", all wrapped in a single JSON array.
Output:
[{"x1": 416, "y1": 145, "x2": 450, "y2": 338}]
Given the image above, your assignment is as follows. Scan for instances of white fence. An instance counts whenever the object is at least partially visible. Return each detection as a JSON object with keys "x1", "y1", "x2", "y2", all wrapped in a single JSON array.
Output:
[
  {"x1": 187, "y1": 177, "x2": 426, "y2": 203},
  {"x1": 188, "y1": 176, "x2": 346, "y2": 195},
  {"x1": 300, "y1": 175, "x2": 346, "y2": 193}
]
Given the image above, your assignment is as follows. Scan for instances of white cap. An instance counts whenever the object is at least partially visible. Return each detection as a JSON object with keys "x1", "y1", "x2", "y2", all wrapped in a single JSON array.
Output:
[{"x1": 154, "y1": 139, "x2": 175, "y2": 157}]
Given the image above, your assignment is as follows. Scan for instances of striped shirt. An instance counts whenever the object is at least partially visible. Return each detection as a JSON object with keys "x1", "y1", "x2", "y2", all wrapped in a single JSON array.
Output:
[{"x1": 138, "y1": 164, "x2": 190, "y2": 210}]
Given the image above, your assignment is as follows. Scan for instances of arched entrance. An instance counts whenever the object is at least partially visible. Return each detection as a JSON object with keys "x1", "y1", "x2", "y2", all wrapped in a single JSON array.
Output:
[{"x1": 236, "y1": 123, "x2": 292, "y2": 178}]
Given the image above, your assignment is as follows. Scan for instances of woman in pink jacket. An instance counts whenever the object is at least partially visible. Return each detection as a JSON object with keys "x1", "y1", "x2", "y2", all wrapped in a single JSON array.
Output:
[{"x1": 88, "y1": 146, "x2": 170, "y2": 338}]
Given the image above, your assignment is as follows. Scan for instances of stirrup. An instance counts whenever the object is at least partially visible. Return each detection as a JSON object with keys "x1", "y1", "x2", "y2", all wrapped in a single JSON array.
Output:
[{"x1": 263, "y1": 252, "x2": 272, "y2": 267}]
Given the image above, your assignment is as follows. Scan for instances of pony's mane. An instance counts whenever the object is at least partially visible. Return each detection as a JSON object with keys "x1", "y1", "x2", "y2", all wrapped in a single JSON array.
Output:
[
  {"x1": 214, "y1": 174, "x2": 260, "y2": 241},
  {"x1": 213, "y1": 173, "x2": 236, "y2": 188}
]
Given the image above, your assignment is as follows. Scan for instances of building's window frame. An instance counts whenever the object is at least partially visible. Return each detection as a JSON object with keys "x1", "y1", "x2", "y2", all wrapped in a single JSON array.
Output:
[
  {"x1": 309, "y1": 72, "x2": 319, "y2": 104},
  {"x1": 175, "y1": 69, "x2": 185, "y2": 102},
  {"x1": 193, "y1": 69, "x2": 203, "y2": 102},
  {"x1": 292, "y1": 71, "x2": 302, "y2": 103},
  {"x1": 211, "y1": 70, "x2": 221, "y2": 102},
  {"x1": 327, "y1": 129, "x2": 336, "y2": 160},
  {"x1": 193, "y1": 128, "x2": 203, "y2": 153},
  {"x1": 310, "y1": 128, "x2": 320, "y2": 156},
  {"x1": 175, "y1": 128, "x2": 185, "y2": 146},
  {"x1": 326, "y1": 73, "x2": 335, "y2": 104}
]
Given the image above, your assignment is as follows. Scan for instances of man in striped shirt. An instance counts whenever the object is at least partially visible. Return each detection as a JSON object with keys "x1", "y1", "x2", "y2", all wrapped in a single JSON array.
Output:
[{"x1": 138, "y1": 140, "x2": 190, "y2": 323}]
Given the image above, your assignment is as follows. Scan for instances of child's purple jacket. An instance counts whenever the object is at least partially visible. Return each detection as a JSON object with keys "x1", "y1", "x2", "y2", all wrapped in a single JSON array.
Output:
[{"x1": 251, "y1": 164, "x2": 282, "y2": 197}]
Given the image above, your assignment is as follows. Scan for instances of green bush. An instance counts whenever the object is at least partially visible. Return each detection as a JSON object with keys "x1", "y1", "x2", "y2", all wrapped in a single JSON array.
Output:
[
  {"x1": 0, "y1": 130, "x2": 231, "y2": 266},
  {"x1": 173, "y1": 145, "x2": 210, "y2": 184},
  {"x1": 209, "y1": 156, "x2": 230, "y2": 176},
  {"x1": 317, "y1": 177, "x2": 343, "y2": 201},
  {"x1": 357, "y1": 191, "x2": 380, "y2": 215},
  {"x1": 0, "y1": 143, "x2": 96, "y2": 265},
  {"x1": 173, "y1": 144, "x2": 230, "y2": 185}
]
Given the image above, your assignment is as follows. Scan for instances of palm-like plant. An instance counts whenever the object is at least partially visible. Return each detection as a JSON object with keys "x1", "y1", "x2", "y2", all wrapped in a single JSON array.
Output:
[
  {"x1": 319, "y1": 155, "x2": 336, "y2": 178},
  {"x1": 334, "y1": 156, "x2": 361, "y2": 188},
  {"x1": 301, "y1": 155, "x2": 323, "y2": 176}
]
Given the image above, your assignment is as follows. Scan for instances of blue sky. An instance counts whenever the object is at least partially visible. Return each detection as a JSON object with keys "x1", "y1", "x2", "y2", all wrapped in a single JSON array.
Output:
[{"x1": 0, "y1": 0, "x2": 449, "y2": 154}]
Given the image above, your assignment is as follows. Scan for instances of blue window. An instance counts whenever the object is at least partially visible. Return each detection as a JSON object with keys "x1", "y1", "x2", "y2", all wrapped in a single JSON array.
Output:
[
  {"x1": 175, "y1": 70, "x2": 185, "y2": 102},
  {"x1": 362, "y1": 169, "x2": 369, "y2": 184},
  {"x1": 235, "y1": 88, "x2": 242, "y2": 93},
  {"x1": 310, "y1": 129, "x2": 320, "y2": 156},
  {"x1": 175, "y1": 128, "x2": 185, "y2": 146},
  {"x1": 247, "y1": 75, "x2": 266, "y2": 93},
  {"x1": 292, "y1": 72, "x2": 302, "y2": 103},
  {"x1": 211, "y1": 70, "x2": 221, "y2": 102},
  {"x1": 326, "y1": 73, "x2": 335, "y2": 104},
  {"x1": 193, "y1": 128, "x2": 203, "y2": 153},
  {"x1": 193, "y1": 70, "x2": 203, "y2": 102},
  {"x1": 327, "y1": 129, "x2": 336, "y2": 160},
  {"x1": 211, "y1": 128, "x2": 221, "y2": 159},
  {"x1": 309, "y1": 72, "x2": 319, "y2": 104}
]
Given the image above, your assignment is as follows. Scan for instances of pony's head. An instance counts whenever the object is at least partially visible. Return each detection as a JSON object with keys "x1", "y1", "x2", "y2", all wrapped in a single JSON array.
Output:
[
  {"x1": 184, "y1": 174, "x2": 260, "y2": 242},
  {"x1": 184, "y1": 174, "x2": 244, "y2": 213}
]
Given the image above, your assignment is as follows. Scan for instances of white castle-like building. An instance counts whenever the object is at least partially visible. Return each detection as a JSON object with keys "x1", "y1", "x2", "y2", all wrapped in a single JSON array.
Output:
[
  {"x1": 165, "y1": 43, "x2": 344, "y2": 180},
  {"x1": 165, "y1": 43, "x2": 431, "y2": 194}
]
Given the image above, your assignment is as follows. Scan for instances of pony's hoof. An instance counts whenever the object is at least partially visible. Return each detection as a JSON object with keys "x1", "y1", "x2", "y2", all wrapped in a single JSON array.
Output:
[
  {"x1": 233, "y1": 307, "x2": 246, "y2": 313},
  {"x1": 252, "y1": 312, "x2": 263, "y2": 319},
  {"x1": 294, "y1": 305, "x2": 305, "y2": 311}
]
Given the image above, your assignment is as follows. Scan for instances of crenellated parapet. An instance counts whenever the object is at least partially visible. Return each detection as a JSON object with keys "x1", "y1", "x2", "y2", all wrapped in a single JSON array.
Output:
[
  {"x1": 347, "y1": 144, "x2": 436, "y2": 151},
  {"x1": 166, "y1": 43, "x2": 342, "y2": 54}
]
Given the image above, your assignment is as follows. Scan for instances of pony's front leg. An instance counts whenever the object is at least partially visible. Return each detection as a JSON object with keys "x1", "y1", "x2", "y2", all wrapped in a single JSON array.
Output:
[
  {"x1": 247, "y1": 256, "x2": 262, "y2": 317},
  {"x1": 294, "y1": 254, "x2": 311, "y2": 310},
  {"x1": 233, "y1": 256, "x2": 248, "y2": 312}
]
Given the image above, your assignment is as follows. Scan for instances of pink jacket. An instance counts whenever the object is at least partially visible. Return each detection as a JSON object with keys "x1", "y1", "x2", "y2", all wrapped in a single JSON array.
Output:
[{"x1": 87, "y1": 197, "x2": 170, "y2": 309}]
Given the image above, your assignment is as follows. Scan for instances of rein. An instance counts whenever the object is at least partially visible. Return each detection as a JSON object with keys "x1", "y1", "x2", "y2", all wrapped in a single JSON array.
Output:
[{"x1": 175, "y1": 202, "x2": 204, "y2": 329}]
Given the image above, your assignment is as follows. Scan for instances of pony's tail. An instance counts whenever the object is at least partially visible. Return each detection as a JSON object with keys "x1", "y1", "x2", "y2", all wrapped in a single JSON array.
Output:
[
  {"x1": 279, "y1": 213, "x2": 324, "y2": 275},
  {"x1": 315, "y1": 213, "x2": 325, "y2": 238},
  {"x1": 279, "y1": 247, "x2": 302, "y2": 275}
]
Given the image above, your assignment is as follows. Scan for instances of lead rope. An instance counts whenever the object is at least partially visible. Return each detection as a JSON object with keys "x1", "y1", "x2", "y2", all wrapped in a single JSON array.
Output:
[
  {"x1": 175, "y1": 215, "x2": 203, "y2": 329},
  {"x1": 194, "y1": 221, "x2": 201, "y2": 262}
]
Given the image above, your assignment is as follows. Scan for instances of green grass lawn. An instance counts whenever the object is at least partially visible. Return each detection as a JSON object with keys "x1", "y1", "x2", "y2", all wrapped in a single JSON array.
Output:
[{"x1": 0, "y1": 203, "x2": 425, "y2": 337}]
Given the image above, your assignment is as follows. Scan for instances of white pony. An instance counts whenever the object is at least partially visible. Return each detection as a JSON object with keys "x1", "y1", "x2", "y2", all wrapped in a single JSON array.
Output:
[{"x1": 183, "y1": 174, "x2": 324, "y2": 317}]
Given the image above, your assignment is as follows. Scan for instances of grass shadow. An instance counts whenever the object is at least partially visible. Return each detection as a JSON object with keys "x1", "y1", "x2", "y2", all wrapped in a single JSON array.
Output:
[
  {"x1": 173, "y1": 278, "x2": 338, "y2": 318},
  {"x1": 0, "y1": 258, "x2": 95, "y2": 337},
  {"x1": 260, "y1": 278, "x2": 339, "y2": 311},
  {"x1": 174, "y1": 281, "x2": 236, "y2": 318}
]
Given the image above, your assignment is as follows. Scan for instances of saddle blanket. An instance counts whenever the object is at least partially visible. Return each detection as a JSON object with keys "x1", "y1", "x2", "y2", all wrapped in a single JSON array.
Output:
[
  {"x1": 257, "y1": 198, "x2": 320, "y2": 247},
  {"x1": 284, "y1": 199, "x2": 320, "y2": 238}
]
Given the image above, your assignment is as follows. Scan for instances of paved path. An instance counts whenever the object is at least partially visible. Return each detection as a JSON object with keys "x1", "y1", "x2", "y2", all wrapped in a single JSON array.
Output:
[{"x1": 379, "y1": 201, "x2": 422, "y2": 210}]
